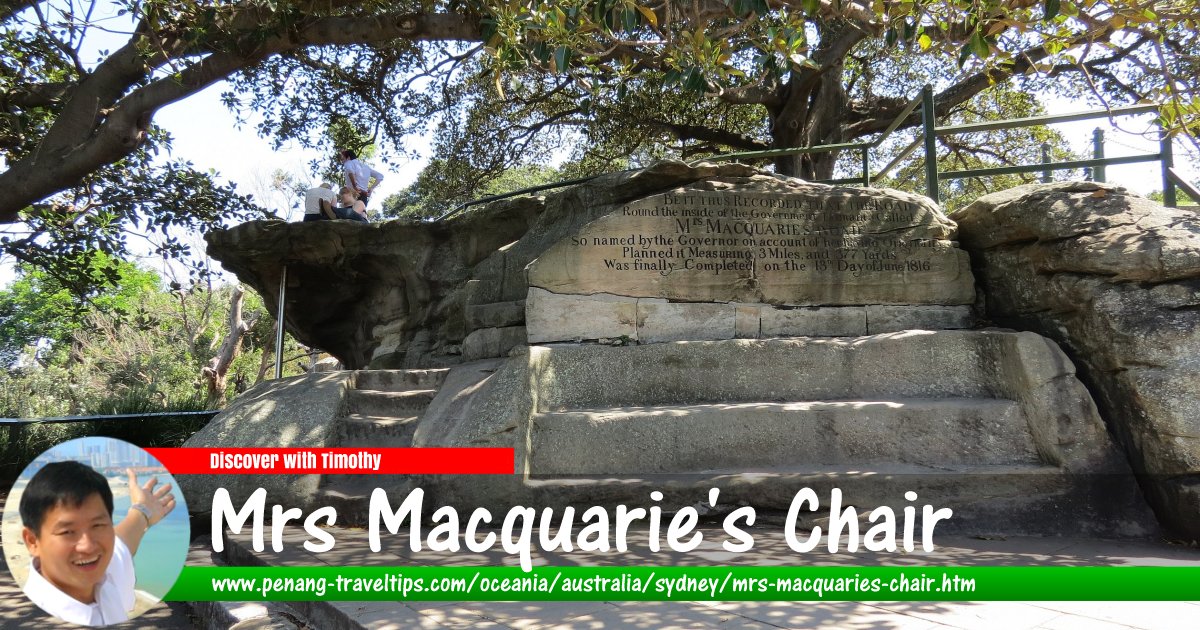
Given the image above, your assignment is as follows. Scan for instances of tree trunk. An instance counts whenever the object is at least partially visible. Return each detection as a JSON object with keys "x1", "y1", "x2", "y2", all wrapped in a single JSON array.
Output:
[
  {"x1": 768, "y1": 22, "x2": 857, "y2": 179},
  {"x1": 202, "y1": 286, "x2": 251, "y2": 408},
  {"x1": 255, "y1": 321, "x2": 277, "y2": 385}
]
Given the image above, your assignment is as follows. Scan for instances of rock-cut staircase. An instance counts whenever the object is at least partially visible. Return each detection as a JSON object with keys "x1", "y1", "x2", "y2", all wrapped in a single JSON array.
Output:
[
  {"x1": 422, "y1": 330, "x2": 1159, "y2": 538},
  {"x1": 316, "y1": 368, "x2": 449, "y2": 519}
]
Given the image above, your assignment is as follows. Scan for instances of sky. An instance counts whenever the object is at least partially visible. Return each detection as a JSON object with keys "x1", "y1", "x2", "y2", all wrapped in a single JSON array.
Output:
[{"x1": 153, "y1": 85, "x2": 423, "y2": 222}]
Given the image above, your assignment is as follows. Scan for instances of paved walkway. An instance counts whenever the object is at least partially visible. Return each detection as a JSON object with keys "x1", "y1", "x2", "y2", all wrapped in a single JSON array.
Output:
[{"x1": 215, "y1": 525, "x2": 1200, "y2": 630}]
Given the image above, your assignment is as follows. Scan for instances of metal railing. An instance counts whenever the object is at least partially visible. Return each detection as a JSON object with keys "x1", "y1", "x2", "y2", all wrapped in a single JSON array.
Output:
[
  {"x1": 1, "y1": 411, "x2": 220, "y2": 472},
  {"x1": 708, "y1": 84, "x2": 1195, "y2": 207},
  {"x1": 436, "y1": 174, "x2": 609, "y2": 221},
  {"x1": 0, "y1": 411, "x2": 218, "y2": 426}
]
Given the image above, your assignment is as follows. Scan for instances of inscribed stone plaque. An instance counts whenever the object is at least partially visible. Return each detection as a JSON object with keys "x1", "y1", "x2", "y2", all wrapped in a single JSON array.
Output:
[{"x1": 527, "y1": 186, "x2": 974, "y2": 305}]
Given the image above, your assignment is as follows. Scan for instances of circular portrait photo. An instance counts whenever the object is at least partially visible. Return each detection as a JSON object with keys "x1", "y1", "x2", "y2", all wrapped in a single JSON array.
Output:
[{"x1": 3, "y1": 436, "x2": 190, "y2": 627}]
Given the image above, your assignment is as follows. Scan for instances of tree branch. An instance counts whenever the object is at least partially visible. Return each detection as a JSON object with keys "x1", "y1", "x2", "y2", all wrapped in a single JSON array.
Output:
[
  {"x1": 0, "y1": 0, "x2": 37, "y2": 24},
  {"x1": 843, "y1": 26, "x2": 1119, "y2": 139},
  {"x1": 647, "y1": 118, "x2": 769, "y2": 152},
  {"x1": 0, "y1": 11, "x2": 482, "y2": 221}
]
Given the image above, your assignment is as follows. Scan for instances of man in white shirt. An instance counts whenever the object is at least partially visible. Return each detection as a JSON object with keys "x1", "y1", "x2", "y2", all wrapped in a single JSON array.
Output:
[
  {"x1": 338, "y1": 149, "x2": 385, "y2": 207},
  {"x1": 303, "y1": 182, "x2": 338, "y2": 222},
  {"x1": 20, "y1": 461, "x2": 176, "y2": 626}
]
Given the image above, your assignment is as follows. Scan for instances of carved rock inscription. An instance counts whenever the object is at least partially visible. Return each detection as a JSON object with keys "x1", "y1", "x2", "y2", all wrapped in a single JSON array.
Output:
[{"x1": 527, "y1": 187, "x2": 975, "y2": 305}]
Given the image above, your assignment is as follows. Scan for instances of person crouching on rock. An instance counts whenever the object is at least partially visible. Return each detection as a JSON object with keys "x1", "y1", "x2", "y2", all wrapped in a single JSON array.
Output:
[
  {"x1": 334, "y1": 186, "x2": 370, "y2": 222},
  {"x1": 19, "y1": 461, "x2": 175, "y2": 626}
]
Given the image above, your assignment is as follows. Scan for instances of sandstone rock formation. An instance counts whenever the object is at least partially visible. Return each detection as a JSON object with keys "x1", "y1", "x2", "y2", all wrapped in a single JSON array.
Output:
[
  {"x1": 183, "y1": 331, "x2": 1157, "y2": 538},
  {"x1": 207, "y1": 162, "x2": 977, "y2": 366},
  {"x1": 207, "y1": 162, "x2": 764, "y2": 368},
  {"x1": 198, "y1": 167, "x2": 1165, "y2": 540},
  {"x1": 952, "y1": 181, "x2": 1200, "y2": 542},
  {"x1": 523, "y1": 175, "x2": 975, "y2": 343}
]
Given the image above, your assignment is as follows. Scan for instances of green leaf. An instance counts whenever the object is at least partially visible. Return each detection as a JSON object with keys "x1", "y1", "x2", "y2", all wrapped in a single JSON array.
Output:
[
  {"x1": 958, "y1": 43, "x2": 974, "y2": 67},
  {"x1": 802, "y1": 0, "x2": 820, "y2": 15},
  {"x1": 1044, "y1": 0, "x2": 1060, "y2": 20},
  {"x1": 622, "y1": 7, "x2": 638, "y2": 33},
  {"x1": 479, "y1": 17, "x2": 497, "y2": 42},
  {"x1": 554, "y1": 46, "x2": 570, "y2": 72},
  {"x1": 532, "y1": 42, "x2": 551, "y2": 65},
  {"x1": 635, "y1": 5, "x2": 658, "y2": 29},
  {"x1": 970, "y1": 30, "x2": 990, "y2": 58}
]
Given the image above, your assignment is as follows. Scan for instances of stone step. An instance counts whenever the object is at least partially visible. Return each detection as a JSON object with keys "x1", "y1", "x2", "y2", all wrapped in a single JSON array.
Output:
[
  {"x1": 344, "y1": 388, "x2": 437, "y2": 415},
  {"x1": 530, "y1": 399, "x2": 1037, "y2": 474},
  {"x1": 412, "y1": 465, "x2": 1158, "y2": 539},
  {"x1": 213, "y1": 530, "x2": 368, "y2": 630},
  {"x1": 334, "y1": 413, "x2": 421, "y2": 447},
  {"x1": 185, "y1": 539, "x2": 311, "y2": 629},
  {"x1": 317, "y1": 477, "x2": 417, "y2": 523},
  {"x1": 354, "y1": 368, "x2": 450, "y2": 391},
  {"x1": 528, "y1": 331, "x2": 1058, "y2": 411}
]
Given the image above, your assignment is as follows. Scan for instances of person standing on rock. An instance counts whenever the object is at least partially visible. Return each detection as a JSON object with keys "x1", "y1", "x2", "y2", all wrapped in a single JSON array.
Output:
[{"x1": 338, "y1": 149, "x2": 384, "y2": 208}]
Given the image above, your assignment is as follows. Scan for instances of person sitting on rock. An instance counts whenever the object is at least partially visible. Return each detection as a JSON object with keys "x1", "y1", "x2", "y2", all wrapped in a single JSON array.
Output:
[
  {"x1": 333, "y1": 186, "x2": 369, "y2": 222},
  {"x1": 302, "y1": 182, "x2": 338, "y2": 222}
]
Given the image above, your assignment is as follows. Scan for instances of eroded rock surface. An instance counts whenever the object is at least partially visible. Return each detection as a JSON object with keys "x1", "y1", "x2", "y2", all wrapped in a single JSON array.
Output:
[
  {"x1": 205, "y1": 197, "x2": 542, "y2": 368},
  {"x1": 206, "y1": 162, "x2": 760, "y2": 368},
  {"x1": 952, "y1": 181, "x2": 1200, "y2": 542}
]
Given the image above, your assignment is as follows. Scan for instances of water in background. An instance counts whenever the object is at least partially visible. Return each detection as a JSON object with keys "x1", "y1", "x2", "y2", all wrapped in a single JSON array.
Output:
[{"x1": 110, "y1": 477, "x2": 190, "y2": 599}]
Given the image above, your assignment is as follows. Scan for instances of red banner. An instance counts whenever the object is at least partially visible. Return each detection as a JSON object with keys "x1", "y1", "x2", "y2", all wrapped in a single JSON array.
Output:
[{"x1": 143, "y1": 447, "x2": 514, "y2": 475}]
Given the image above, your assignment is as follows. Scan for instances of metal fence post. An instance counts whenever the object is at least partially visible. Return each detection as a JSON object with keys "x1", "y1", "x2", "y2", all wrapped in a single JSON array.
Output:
[
  {"x1": 921, "y1": 85, "x2": 939, "y2": 201},
  {"x1": 274, "y1": 265, "x2": 287, "y2": 380},
  {"x1": 1161, "y1": 131, "x2": 1177, "y2": 208},
  {"x1": 1092, "y1": 128, "x2": 1106, "y2": 183},
  {"x1": 861, "y1": 148, "x2": 871, "y2": 187},
  {"x1": 1040, "y1": 143, "x2": 1052, "y2": 183}
]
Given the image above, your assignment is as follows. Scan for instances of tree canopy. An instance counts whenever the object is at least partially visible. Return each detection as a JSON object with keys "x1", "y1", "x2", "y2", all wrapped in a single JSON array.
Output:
[
  {"x1": 0, "y1": 256, "x2": 310, "y2": 416},
  {"x1": 0, "y1": 253, "x2": 158, "y2": 366},
  {"x1": 2, "y1": 1, "x2": 1197, "y2": 286}
]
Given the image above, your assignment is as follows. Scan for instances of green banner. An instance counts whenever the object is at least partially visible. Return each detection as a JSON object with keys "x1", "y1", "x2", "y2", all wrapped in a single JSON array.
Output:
[{"x1": 166, "y1": 566, "x2": 1200, "y2": 601}]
